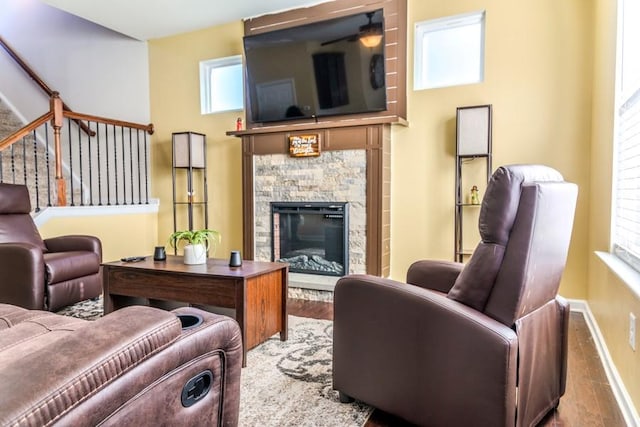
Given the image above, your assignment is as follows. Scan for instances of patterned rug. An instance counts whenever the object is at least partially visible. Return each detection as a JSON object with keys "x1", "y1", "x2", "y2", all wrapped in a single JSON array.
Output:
[{"x1": 57, "y1": 298, "x2": 372, "y2": 426}]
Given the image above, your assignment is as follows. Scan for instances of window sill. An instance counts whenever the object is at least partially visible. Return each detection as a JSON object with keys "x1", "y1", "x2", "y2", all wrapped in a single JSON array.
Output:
[{"x1": 595, "y1": 251, "x2": 640, "y2": 300}]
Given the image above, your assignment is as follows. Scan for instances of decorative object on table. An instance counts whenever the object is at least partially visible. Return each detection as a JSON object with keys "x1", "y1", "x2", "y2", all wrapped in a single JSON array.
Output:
[
  {"x1": 229, "y1": 250, "x2": 242, "y2": 267},
  {"x1": 172, "y1": 132, "x2": 208, "y2": 252},
  {"x1": 153, "y1": 246, "x2": 166, "y2": 261},
  {"x1": 168, "y1": 229, "x2": 220, "y2": 265},
  {"x1": 470, "y1": 185, "x2": 480, "y2": 205},
  {"x1": 236, "y1": 117, "x2": 243, "y2": 131}
]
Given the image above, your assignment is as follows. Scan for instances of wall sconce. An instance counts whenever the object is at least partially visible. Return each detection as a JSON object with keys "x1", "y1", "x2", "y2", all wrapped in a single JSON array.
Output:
[{"x1": 359, "y1": 12, "x2": 383, "y2": 48}]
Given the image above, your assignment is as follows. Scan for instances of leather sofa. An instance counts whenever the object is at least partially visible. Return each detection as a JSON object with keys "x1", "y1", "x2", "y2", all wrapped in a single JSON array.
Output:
[
  {"x1": 0, "y1": 304, "x2": 242, "y2": 426},
  {"x1": 0, "y1": 183, "x2": 102, "y2": 311},
  {"x1": 333, "y1": 165, "x2": 578, "y2": 427}
]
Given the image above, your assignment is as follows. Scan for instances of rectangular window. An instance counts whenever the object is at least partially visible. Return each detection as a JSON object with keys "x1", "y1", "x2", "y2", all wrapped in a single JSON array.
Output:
[
  {"x1": 612, "y1": 0, "x2": 640, "y2": 271},
  {"x1": 414, "y1": 11, "x2": 485, "y2": 90},
  {"x1": 199, "y1": 55, "x2": 243, "y2": 114}
]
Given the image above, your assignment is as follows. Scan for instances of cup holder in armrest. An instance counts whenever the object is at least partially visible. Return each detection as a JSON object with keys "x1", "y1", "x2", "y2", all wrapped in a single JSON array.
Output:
[{"x1": 176, "y1": 314, "x2": 204, "y2": 330}]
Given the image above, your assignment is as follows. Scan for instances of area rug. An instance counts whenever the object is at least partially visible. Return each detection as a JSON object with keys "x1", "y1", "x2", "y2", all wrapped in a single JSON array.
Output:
[{"x1": 57, "y1": 298, "x2": 373, "y2": 426}]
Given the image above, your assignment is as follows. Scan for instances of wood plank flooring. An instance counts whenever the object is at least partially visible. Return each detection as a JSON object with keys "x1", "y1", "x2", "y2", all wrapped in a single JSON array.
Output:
[{"x1": 288, "y1": 298, "x2": 627, "y2": 427}]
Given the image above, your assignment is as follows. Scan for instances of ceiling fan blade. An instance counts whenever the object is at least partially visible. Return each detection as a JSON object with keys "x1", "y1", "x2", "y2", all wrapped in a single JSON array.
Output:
[{"x1": 321, "y1": 33, "x2": 358, "y2": 46}]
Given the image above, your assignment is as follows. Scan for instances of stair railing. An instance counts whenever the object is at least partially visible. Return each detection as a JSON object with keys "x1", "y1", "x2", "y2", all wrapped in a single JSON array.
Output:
[{"x1": 0, "y1": 93, "x2": 154, "y2": 210}]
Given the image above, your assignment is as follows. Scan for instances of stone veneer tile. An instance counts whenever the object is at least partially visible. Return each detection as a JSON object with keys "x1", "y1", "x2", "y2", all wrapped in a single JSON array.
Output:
[{"x1": 254, "y1": 150, "x2": 367, "y2": 274}]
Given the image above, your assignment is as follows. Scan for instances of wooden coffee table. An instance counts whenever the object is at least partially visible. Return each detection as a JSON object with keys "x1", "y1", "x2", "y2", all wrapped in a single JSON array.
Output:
[{"x1": 102, "y1": 255, "x2": 288, "y2": 366}]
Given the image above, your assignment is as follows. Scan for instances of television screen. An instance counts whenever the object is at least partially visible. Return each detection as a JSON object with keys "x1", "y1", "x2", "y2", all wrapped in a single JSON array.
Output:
[{"x1": 243, "y1": 9, "x2": 386, "y2": 124}]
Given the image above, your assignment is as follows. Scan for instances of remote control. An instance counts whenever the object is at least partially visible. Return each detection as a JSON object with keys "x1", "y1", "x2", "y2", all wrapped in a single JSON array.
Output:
[{"x1": 120, "y1": 256, "x2": 146, "y2": 263}]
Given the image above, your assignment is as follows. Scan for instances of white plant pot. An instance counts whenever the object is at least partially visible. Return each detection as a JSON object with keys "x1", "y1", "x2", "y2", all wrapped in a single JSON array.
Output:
[{"x1": 183, "y1": 244, "x2": 207, "y2": 265}]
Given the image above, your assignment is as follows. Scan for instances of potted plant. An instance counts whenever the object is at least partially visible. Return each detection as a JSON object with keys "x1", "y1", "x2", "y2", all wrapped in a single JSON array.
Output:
[{"x1": 168, "y1": 229, "x2": 221, "y2": 265}]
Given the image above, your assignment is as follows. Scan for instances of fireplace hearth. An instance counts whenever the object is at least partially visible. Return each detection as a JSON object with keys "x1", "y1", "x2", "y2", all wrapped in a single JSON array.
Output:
[{"x1": 271, "y1": 202, "x2": 349, "y2": 277}]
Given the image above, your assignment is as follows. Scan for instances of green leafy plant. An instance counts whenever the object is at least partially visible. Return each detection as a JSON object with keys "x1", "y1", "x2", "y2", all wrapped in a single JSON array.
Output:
[{"x1": 168, "y1": 229, "x2": 221, "y2": 252}]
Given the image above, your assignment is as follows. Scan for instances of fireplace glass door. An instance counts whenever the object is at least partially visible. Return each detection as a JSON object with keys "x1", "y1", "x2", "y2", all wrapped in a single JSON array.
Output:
[{"x1": 271, "y1": 202, "x2": 348, "y2": 276}]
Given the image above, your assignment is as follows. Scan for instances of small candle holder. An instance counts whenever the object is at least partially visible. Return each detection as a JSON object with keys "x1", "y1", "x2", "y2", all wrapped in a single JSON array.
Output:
[{"x1": 229, "y1": 250, "x2": 242, "y2": 267}]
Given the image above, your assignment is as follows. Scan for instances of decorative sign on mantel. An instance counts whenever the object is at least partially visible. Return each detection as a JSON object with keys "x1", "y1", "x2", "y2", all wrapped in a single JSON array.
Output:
[{"x1": 289, "y1": 134, "x2": 320, "y2": 157}]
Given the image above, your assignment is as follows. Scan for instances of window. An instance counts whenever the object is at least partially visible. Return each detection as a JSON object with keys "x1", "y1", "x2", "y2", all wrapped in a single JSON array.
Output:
[
  {"x1": 414, "y1": 11, "x2": 485, "y2": 90},
  {"x1": 199, "y1": 55, "x2": 243, "y2": 114},
  {"x1": 612, "y1": 0, "x2": 640, "y2": 271}
]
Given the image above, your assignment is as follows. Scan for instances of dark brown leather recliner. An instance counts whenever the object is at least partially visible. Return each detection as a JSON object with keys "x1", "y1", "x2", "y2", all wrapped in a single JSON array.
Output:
[
  {"x1": 333, "y1": 165, "x2": 578, "y2": 427},
  {"x1": 0, "y1": 304, "x2": 242, "y2": 426},
  {"x1": 0, "y1": 183, "x2": 102, "y2": 311}
]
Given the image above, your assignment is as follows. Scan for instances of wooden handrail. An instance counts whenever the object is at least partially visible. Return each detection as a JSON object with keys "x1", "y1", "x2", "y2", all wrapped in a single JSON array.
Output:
[
  {"x1": 0, "y1": 111, "x2": 53, "y2": 151},
  {"x1": 64, "y1": 111, "x2": 154, "y2": 134},
  {"x1": 0, "y1": 36, "x2": 94, "y2": 137}
]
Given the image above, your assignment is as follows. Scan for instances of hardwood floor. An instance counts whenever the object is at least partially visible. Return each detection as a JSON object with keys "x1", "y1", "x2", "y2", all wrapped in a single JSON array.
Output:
[{"x1": 288, "y1": 298, "x2": 627, "y2": 427}]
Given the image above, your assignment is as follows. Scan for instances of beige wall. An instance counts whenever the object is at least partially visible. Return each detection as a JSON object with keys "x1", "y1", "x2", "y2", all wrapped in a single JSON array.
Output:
[
  {"x1": 394, "y1": 0, "x2": 592, "y2": 299},
  {"x1": 38, "y1": 211, "x2": 159, "y2": 263},
  {"x1": 146, "y1": 0, "x2": 639, "y2": 410},
  {"x1": 148, "y1": 21, "x2": 245, "y2": 258}
]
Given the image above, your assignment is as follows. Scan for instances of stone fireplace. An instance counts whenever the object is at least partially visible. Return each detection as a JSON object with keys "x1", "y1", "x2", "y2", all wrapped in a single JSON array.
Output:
[{"x1": 234, "y1": 123, "x2": 392, "y2": 291}]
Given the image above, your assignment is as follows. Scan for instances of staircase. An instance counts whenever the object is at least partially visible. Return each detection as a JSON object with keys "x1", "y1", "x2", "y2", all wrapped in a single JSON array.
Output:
[{"x1": 0, "y1": 36, "x2": 153, "y2": 211}]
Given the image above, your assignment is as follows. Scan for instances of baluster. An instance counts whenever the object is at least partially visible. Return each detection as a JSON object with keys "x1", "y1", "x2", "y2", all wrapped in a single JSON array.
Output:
[
  {"x1": 113, "y1": 124, "x2": 118, "y2": 205},
  {"x1": 144, "y1": 131, "x2": 149, "y2": 204},
  {"x1": 78, "y1": 121, "x2": 83, "y2": 205},
  {"x1": 45, "y1": 123, "x2": 52, "y2": 207},
  {"x1": 88, "y1": 121, "x2": 93, "y2": 205},
  {"x1": 136, "y1": 129, "x2": 141, "y2": 204},
  {"x1": 97, "y1": 122, "x2": 102, "y2": 205},
  {"x1": 129, "y1": 128, "x2": 134, "y2": 205},
  {"x1": 11, "y1": 144, "x2": 16, "y2": 183},
  {"x1": 21, "y1": 136, "x2": 27, "y2": 186},
  {"x1": 32, "y1": 129, "x2": 40, "y2": 212},
  {"x1": 121, "y1": 126, "x2": 126, "y2": 205},
  {"x1": 105, "y1": 123, "x2": 110, "y2": 205},
  {"x1": 67, "y1": 119, "x2": 74, "y2": 206}
]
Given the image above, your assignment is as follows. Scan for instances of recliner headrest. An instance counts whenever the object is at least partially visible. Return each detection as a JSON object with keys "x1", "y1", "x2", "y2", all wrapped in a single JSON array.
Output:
[
  {"x1": 479, "y1": 164, "x2": 563, "y2": 245},
  {"x1": 0, "y1": 183, "x2": 32, "y2": 214}
]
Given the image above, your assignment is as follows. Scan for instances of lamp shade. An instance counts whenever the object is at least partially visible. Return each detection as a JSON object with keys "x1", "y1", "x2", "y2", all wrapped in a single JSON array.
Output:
[
  {"x1": 173, "y1": 132, "x2": 206, "y2": 168},
  {"x1": 456, "y1": 105, "x2": 492, "y2": 156}
]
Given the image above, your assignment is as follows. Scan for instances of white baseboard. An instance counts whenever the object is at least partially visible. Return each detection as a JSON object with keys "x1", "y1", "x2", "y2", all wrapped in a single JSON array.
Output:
[{"x1": 568, "y1": 299, "x2": 640, "y2": 427}]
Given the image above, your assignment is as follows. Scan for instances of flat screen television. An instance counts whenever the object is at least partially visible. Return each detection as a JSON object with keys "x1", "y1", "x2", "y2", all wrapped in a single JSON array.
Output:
[{"x1": 243, "y1": 9, "x2": 386, "y2": 124}]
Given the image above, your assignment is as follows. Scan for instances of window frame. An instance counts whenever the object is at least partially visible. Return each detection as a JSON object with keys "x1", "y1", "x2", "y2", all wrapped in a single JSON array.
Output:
[
  {"x1": 611, "y1": 0, "x2": 640, "y2": 272},
  {"x1": 413, "y1": 10, "x2": 486, "y2": 91},
  {"x1": 199, "y1": 55, "x2": 243, "y2": 115}
]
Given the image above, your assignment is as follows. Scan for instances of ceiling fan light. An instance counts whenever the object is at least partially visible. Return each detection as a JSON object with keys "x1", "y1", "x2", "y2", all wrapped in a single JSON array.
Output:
[
  {"x1": 360, "y1": 34, "x2": 383, "y2": 48},
  {"x1": 359, "y1": 20, "x2": 383, "y2": 48}
]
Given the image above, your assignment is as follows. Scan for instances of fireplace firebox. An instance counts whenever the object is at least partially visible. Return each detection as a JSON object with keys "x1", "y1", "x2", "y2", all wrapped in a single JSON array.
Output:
[{"x1": 271, "y1": 202, "x2": 349, "y2": 276}]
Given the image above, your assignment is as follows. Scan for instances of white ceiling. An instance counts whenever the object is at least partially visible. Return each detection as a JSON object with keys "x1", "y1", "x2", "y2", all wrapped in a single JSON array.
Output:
[{"x1": 40, "y1": 0, "x2": 332, "y2": 40}]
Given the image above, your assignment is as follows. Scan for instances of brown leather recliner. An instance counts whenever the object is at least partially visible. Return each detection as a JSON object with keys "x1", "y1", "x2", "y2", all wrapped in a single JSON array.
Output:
[
  {"x1": 0, "y1": 183, "x2": 102, "y2": 311},
  {"x1": 333, "y1": 165, "x2": 578, "y2": 427},
  {"x1": 0, "y1": 304, "x2": 242, "y2": 426}
]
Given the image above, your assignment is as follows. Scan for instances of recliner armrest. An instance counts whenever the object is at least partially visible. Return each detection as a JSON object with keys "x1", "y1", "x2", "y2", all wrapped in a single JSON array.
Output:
[
  {"x1": 45, "y1": 235, "x2": 102, "y2": 259},
  {"x1": 406, "y1": 259, "x2": 464, "y2": 293},
  {"x1": 0, "y1": 243, "x2": 45, "y2": 309}
]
